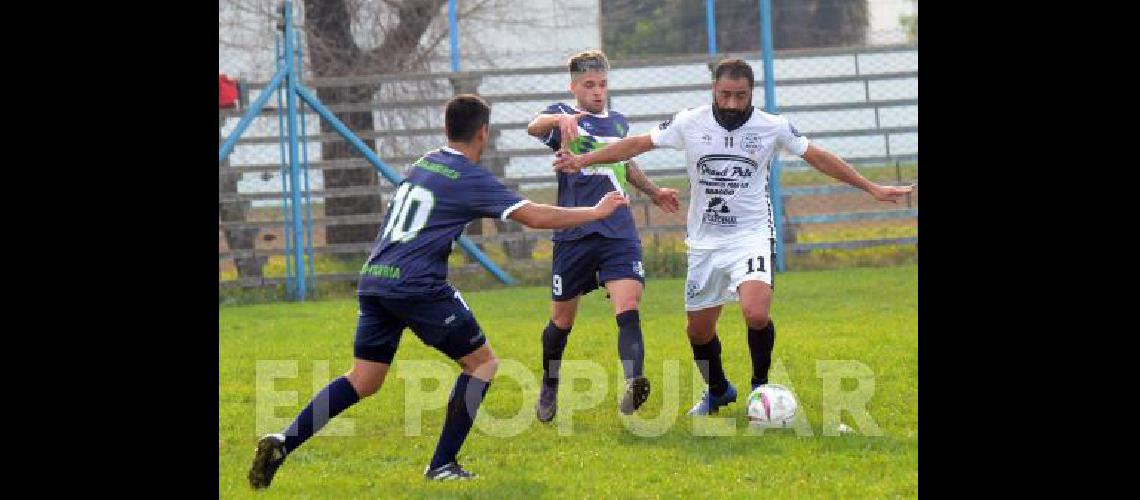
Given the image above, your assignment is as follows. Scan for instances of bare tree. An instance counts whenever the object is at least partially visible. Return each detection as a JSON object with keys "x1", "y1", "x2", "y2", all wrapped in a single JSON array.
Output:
[
  {"x1": 220, "y1": 0, "x2": 609, "y2": 276},
  {"x1": 220, "y1": 0, "x2": 483, "y2": 250},
  {"x1": 301, "y1": 0, "x2": 449, "y2": 246},
  {"x1": 810, "y1": 0, "x2": 868, "y2": 48},
  {"x1": 770, "y1": 0, "x2": 869, "y2": 50}
]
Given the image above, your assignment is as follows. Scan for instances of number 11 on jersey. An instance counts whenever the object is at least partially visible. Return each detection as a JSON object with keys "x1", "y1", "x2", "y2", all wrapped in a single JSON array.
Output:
[{"x1": 746, "y1": 255, "x2": 766, "y2": 274}]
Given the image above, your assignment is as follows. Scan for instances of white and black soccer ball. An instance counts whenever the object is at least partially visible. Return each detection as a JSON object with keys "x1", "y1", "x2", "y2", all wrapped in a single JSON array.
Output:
[{"x1": 746, "y1": 384, "x2": 798, "y2": 428}]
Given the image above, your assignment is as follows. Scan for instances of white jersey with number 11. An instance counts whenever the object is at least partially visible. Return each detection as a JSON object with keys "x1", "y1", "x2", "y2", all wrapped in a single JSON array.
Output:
[{"x1": 648, "y1": 104, "x2": 810, "y2": 250}]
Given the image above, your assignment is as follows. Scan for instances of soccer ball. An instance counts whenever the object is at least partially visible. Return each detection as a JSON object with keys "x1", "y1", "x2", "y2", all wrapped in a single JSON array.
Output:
[{"x1": 746, "y1": 384, "x2": 798, "y2": 428}]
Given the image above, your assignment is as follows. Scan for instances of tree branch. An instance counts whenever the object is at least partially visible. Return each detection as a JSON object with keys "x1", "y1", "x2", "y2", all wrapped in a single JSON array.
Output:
[{"x1": 359, "y1": 0, "x2": 447, "y2": 73}]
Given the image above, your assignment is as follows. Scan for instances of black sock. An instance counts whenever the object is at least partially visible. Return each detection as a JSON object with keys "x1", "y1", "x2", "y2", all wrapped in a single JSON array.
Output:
[
  {"x1": 616, "y1": 310, "x2": 644, "y2": 380},
  {"x1": 690, "y1": 335, "x2": 728, "y2": 396},
  {"x1": 429, "y1": 373, "x2": 491, "y2": 470},
  {"x1": 748, "y1": 321, "x2": 776, "y2": 387},
  {"x1": 541, "y1": 320, "x2": 571, "y2": 388},
  {"x1": 283, "y1": 376, "x2": 360, "y2": 454}
]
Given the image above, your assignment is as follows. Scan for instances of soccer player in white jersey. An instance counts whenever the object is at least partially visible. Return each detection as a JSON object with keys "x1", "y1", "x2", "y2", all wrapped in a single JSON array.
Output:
[{"x1": 554, "y1": 58, "x2": 913, "y2": 415}]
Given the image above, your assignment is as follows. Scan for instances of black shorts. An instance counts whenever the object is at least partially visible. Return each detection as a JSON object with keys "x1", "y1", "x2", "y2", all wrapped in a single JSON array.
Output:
[
  {"x1": 353, "y1": 290, "x2": 487, "y2": 364},
  {"x1": 551, "y1": 235, "x2": 645, "y2": 301}
]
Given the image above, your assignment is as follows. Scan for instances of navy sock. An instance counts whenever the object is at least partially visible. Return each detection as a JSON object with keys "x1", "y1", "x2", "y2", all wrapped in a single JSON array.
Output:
[
  {"x1": 691, "y1": 336, "x2": 728, "y2": 397},
  {"x1": 748, "y1": 321, "x2": 776, "y2": 387},
  {"x1": 541, "y1": 320, "x2": 571, "y2": 388},
  {"x1": 283, "y1": 376, "x2": 360, "y2": 454},
  {"x1": 616, "y1": 310, "x2": 644, "y2": 380},
  {"x1": 429, "y1": 373, "x2": 491, "y2": 470}
]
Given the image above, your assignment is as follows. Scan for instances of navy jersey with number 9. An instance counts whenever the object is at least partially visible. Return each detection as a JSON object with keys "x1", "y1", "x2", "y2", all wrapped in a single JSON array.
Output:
[{"x1": 358, "y1": 147, "x2": 528, "y2": 299}]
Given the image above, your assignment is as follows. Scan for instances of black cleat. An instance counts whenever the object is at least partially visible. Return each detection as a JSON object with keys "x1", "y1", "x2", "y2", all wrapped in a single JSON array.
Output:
[
  {"x1": 536, "y1": 382, "x2": 558, "y2": 423},
  {"x1": 248, "y1": 433, "x2": 287, "y2": 489},
  {"x1": 620, "y1": 376, "x2": 651, "y2": 415},
  {"x1": 424, "y1": 461, "x2": 477, "y2": 480}
]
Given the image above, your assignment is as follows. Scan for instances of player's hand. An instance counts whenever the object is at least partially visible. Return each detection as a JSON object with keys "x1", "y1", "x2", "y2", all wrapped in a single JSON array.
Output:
[
  {"x1": 558, "y1": 112, "x2": 586, "y2": 147},
  {"x1": 592, "y1": 190, "x2": 630, "y2": 217},
  {"x1": 869, "y1": 183, "x2": 915, "y2": 203},
  {"x1": 650, "y1": 187, "x2": 681, "y2": 214},
  {"x1": 553, "y1": 149, "x2": 588, "y2": 174}
]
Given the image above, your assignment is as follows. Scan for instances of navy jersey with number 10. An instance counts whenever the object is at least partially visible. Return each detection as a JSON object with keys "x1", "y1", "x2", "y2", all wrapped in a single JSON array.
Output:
[{"x1": 357, "y1": 147, "x2": 529, "y2": 300}]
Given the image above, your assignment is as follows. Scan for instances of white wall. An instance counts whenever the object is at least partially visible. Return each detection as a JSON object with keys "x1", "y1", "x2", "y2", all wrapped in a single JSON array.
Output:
[{"x1": 868, "y1": 0, "x2": 916, "y2": 45}]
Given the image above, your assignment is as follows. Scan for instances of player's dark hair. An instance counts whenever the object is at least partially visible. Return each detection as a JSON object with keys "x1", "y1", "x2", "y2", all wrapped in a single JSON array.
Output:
[
  {"x1": 713, "y1": 58, "x2": 755, "y2": 87},
  {"x1": 445, "y1": 94, "x2": 491, "y2": 142},
  {"x1": 568, "y1": 49, "x2": 610, "y2": 75}
]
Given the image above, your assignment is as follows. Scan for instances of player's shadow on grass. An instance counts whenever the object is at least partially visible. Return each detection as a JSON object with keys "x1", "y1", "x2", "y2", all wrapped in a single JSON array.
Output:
[
  {"x1": 425, "y1": 477, "x2": 551, "y2": 496},
  {"x1": 614, "y1": 417, "x2": 909, "y2": 458}
]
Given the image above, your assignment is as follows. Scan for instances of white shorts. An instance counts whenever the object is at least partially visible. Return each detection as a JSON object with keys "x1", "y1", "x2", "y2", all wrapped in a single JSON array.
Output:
[{"x1": 684, "y1": 240, "x2": 775, "y2": 311}]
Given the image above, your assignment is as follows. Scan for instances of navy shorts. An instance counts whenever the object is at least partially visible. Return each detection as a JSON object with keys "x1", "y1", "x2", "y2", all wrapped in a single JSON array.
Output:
[
  {"x1": 551, "y1": 235, "x2": 645, "y2": 301},
  {"x1": 353, "y1": 289, "x2": 487, "y2": 364}
]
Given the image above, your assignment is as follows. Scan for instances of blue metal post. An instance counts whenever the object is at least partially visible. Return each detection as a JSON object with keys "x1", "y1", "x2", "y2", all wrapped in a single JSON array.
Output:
[
  {"x1": 276, "y1": 35, "x2": 294, "y2": 297},
  {"x1": 294, "y1": 85, "x2": 518, "y2": 285},
  {"x1": 706, "y1": 0, "x2": 717, "y2": 56},
  {"x1": 760, "y1": 0, "x2": 785, "y2": 272},
  {"x1": 219, "y1": 65, "x2": 288, "y2": 163},
  {"x1": 297, "y1": 30, "x2": 315, "y2": 293},
  {"x1": 449, "y1": 0, "x2": 459, "y2": 72},
  {"x1": 284, "y1": 1, "x2": 307, "y2": 300}
]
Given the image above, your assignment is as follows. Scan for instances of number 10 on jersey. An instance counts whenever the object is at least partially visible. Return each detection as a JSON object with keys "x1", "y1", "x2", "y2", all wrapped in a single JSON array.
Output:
[{"x1": 382, "y1": 183, "x2": 435, "y2": 243}]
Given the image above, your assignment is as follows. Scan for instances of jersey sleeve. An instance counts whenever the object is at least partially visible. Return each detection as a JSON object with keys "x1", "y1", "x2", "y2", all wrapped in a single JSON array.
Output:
[
  {"x1": 613, "y1": 111, "x2": 630, "y2": 138},
  {"x1": 648, "y1": 109, "x2": 689, "y2": 149},
  {"x1": 777, "y1": 117, "x2": 811, "y2": 156},
  {"x1": 536, "y1": 103, "x2": 571, "y2": 151},
  {"x1": 467, "y1": 171, "x2": 531, "y2": 221}
]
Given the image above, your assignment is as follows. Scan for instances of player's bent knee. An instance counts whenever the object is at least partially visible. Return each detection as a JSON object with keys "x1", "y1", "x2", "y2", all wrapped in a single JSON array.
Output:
[
  {"x1": 551, "y1": 317, "x2": 574, "y2": 330},
  {"x1": 355, "y1": 382, "x2": 380, "y2": 398},
  {"x1": 688, "y1": 332, "x2": 716, "y2": 345},
  {"x1": 463, "y1": 356, "x2": 498, "y2": 381},
  {"x1": 686, "y1": 326, "x2": 716, "y2": 345},
  {"x1": 614, "y1": 299, "x2": 640, "y2": 314},
  {"x1": 550, "y1": 307, "x2": 576, "y2": 330},
  {"x1": 345, "y1": 369, "x2": 384, "y2": 398},
  {"x1": 743, "y1": 310, "x2": 771, "y2": 330},
  {"x1": 483, "y1": 355, "x2": 500, "y2": 378},
  {"x1": 459, "y1": 347, "x2": 499, "y2": 379}
]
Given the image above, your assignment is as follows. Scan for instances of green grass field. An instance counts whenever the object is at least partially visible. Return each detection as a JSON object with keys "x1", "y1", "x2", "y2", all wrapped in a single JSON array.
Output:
[{"x1": 219, "y1": 264, "x2": 917, "y2": 498}]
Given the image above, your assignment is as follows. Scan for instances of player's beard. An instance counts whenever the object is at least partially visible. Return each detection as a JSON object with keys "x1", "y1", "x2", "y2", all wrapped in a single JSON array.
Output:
[{"x1": 712, "y1": 102, "x2": 753, "y2": 131}]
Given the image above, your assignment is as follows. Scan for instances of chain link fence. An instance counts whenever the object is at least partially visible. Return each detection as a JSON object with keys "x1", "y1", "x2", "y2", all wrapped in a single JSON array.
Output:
[{"x1": 219, "y1": 0, "x2": 917, "y2": 301}]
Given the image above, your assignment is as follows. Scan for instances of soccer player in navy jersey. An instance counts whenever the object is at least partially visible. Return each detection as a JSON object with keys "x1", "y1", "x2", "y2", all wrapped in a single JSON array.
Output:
[
  {"x1": 248, "y1": 94, "x2": 629, "y2": 487},
  {"x1": 526, "y1": 50, "x2": 680, "y2": 421}
]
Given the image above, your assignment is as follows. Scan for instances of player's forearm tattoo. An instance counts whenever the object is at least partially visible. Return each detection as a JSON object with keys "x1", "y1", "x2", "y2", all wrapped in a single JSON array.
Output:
[{"x1": 626, "y1": 160, "x2": 659, "y2": 196}]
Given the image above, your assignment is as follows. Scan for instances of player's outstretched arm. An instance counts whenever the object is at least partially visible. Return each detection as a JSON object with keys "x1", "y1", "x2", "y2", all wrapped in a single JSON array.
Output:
[
  {"x1": 553, "y1": 134, "x2": 655, "y2": 174},
  {"x1": 626, "y1": 158, "x2": 680, "y2": 214},
  {"x1": 526, "y1": 114, "x2": 560, "y2": 137},
  {"x1": 509, "y1": 191, "x2": 630, "y2": 229},
  {"x1": 527, "y1": 112, "x2": 585, "y2": 144},
  {"x1": 801, "y1": 144, "x2": 914, "y2": 203}
]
